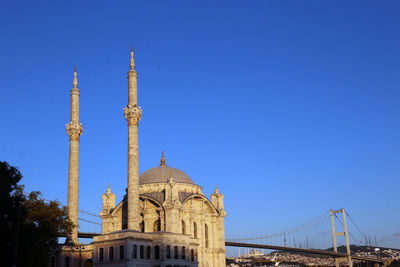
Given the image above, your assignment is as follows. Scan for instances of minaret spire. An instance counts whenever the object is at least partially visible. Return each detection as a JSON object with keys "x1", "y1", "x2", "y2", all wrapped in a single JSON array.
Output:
[
  {"x1": 73, "y1": 65, "x2": 78, "y2": 88},
  {"x1": 130, "y1": 44, "x2": 135, "y2": 70},
  {"x1": 65, "y1": 66, "x2": 83, "y2": 244},
  {"x1": 124, "y1": 47, "x2": 142, "y2": 231}
]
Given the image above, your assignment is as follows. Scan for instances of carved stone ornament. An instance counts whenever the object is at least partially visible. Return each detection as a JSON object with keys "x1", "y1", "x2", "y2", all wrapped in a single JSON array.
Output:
[
  {"x1": 66, "y1": 122, "x2": 83, "y2": 141},
  {"x1": 124, "y1": 105, "x2": 142, "y2": 125}
]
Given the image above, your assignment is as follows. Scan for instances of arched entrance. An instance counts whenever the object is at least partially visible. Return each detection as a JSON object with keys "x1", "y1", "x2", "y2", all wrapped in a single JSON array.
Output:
[{"x1": 83, "y1": 259, "x2": 92, "y2": 267}]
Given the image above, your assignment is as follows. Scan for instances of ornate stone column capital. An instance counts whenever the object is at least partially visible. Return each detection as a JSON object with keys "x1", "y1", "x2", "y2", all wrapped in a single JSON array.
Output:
[
  {"x1": 124, "y1": 104, "x2": 142, "y2": 125},
  {"x1": 66, "y1": 122, "x2": 83, "y2": 141}
]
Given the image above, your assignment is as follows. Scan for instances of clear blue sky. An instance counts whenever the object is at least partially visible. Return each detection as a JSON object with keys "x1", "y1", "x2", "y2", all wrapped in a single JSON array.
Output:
[{"x1": 1, "y1": 0, "x2": 399, "y2": 250}]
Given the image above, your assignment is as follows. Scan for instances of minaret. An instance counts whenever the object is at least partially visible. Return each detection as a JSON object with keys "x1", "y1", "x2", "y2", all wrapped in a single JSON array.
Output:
[
  {"x1": 124, "y1": 46, "x2": 142, "y2": 231},
  {"x1": 65, "y1": 66, "x2": 83, "y2": 244}
]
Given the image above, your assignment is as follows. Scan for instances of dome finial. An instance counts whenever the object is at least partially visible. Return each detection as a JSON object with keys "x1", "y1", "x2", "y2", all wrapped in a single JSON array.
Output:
[
  {"x1": 106, "y1": 184, "x2": 111, "y2": 194},
  {"x1": 160, "y1": 151, "x2": 166, "y2": 166},
  {"x1": 215, "y1": 185, "x2": 219, "y2": 193}
]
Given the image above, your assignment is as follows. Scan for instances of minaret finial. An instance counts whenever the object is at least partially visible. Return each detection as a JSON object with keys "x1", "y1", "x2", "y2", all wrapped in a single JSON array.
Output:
[
  {"x1": 215, "y1": 185, "x2": 219, "y2": 193},
  {"x1": 130, "y1": 45, "x2": 135, "y2": 70},
  {"x1": 160, "y1": 151, "x2": 166, "y2": 166},
  {"x1": 107, "y1": 184, "x2": 111, "y2": 194},
  {"x1": 73, "y1": 65, "x2": 78, "y2": 88}
]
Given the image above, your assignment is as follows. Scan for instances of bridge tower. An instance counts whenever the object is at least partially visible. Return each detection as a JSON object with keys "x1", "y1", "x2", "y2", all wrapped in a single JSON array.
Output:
[
  {"x1": 330, "y1": 208, "x2": 352, "y2": 267},
  {"x1": 65, "y1": 66, "x2": 83, "y2": 244}
]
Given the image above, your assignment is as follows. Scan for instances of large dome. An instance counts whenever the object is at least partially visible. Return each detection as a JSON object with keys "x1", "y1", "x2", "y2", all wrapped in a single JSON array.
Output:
[{"x1": 139, "y1": 165, "x2": 194, "y2": 185}]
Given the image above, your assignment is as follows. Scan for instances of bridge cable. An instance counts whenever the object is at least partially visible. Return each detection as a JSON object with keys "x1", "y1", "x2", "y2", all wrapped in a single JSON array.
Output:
[
  {"x1": 23, "y1": 191, "x2": 101, "y2": 218},
  {"x1": 78, "y1": 218, "x2": 102, "y2": 226},
  {"x1": 345, "y1": 211, "x2": 368, "y2": 242},
  {"x1": 333, "y1": 214, "x2": 359, "y2": 245},
  {"x1": 227, "y1": 210, "x2": 331, "y2": 242}
]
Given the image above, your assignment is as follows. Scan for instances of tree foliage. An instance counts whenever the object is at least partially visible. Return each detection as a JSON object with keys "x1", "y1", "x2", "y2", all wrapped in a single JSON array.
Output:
[{"x1": 0, "y1": 161, "x2": 73, "y2": 267}]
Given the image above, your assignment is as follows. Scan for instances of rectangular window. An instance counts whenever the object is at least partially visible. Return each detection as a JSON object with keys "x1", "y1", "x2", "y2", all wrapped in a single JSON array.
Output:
[
  {"x1": 119, "y1": 245, "x2": 124, "y2": 260},
  {"x1": 191, "y1": 249, "x2": 194, "y2": 261},
  {"x1": 147, "y1": 245, "x2": 151, "y2": 259},
  {"x1": 65, "y1": 256, "x2": 70, "y2": 267},
  {"x1": 99, "y1": 248, "x2": 104, "y2": 262},
  {"x1": 133, "y1": 245, "x2": 137, "y2": 259},
  {"x1": 174, "y1": 246, "x2": 178, "y2": 259},
  {"x1": 140, "y1": 245, "x2": 144, "y2": 259},
  {"x1": 154, "y1": 246, "x2": 160, "y2": 259},
  {"x1": 109, "y1": 246, "x2": 114, "y2": 261}
]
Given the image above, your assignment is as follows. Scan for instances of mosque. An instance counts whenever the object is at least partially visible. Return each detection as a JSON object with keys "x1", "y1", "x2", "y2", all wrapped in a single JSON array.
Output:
[{"x1": 51, "y1": 48, "x2": 227, "y2": 267}]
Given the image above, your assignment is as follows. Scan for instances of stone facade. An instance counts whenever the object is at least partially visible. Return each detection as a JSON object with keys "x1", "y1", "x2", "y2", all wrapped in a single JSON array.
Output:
[
  {"x1": 99, "y1": 163, "x2": 226, "y2": 267},
  {"x1": 52, "y1": 49, "x2": 226, "y2": 267}
]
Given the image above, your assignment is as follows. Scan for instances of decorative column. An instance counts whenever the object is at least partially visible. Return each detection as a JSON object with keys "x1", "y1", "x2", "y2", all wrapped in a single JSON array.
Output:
[
  {"x1": 65, "y1": 66, "x2": 83, "y2": 244},
  {"x1": 124, "y1": 46, "x2": 142, "y2": 231},
  {"x1": 163, "y1": 176, "x2": 181, "y2": 233}
]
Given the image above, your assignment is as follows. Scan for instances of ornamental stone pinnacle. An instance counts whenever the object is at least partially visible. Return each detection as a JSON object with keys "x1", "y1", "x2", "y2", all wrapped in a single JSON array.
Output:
[{"x1": 124, "y1": 104, "x2": 142, "y2": 126}]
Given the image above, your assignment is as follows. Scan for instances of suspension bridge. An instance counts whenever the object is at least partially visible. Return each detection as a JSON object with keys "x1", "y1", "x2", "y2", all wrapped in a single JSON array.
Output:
[
  {"x1": 34, "y1": 193, "x2": 390, "y2": 266},
  {"x1": 60, "y1": 206, "x2": 388, "y2": 265}
]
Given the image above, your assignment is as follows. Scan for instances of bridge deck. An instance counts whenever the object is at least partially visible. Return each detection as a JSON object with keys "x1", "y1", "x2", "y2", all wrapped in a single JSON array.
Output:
[
  {"x1": 60, "y1": 233, "x2": 385, "y2": 264},
  {"x1": 226, "y1": 241, "x2": 386, "y2": 264}
]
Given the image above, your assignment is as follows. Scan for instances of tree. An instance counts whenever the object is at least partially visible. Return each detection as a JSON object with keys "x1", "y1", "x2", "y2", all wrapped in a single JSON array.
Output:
[{"x1": 0, "y1": 161, "x2": 73, "y2": 267}]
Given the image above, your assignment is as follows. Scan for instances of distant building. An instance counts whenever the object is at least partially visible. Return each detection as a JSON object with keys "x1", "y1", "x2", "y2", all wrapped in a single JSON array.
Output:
[{"x1": 51, "y1": 48, "x2": 226, "y2": 267}]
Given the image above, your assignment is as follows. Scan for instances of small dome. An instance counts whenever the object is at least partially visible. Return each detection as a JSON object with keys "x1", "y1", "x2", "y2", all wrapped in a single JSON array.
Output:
[{"x1": 139, "y1": 165, "x2": 194, "y2": 185}]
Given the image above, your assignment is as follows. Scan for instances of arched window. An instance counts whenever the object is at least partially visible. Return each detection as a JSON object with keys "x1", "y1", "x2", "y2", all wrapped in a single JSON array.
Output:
[
  {"x1": 99, "y1": 248, "x2": 104, "y2": 262},
  {"x1": 140, "y1": 221, "x2": 145, "y2": 232},
  {"x1": 119, "y1": 245, "x2": 124, "y2": 259},
  {"x1": 140, "y1": 245, "x2": 144, "y2": 259},
  {"x1": 193, "y1": 222, "x2": 197, "y2": 238},
  {"x1": 109, "y1": 246, "x2": 114, "y2": 261},
  {"x1": 191, "y1": 249, "x2": 194, "y2": 261},
  {"x1": 181, "y1": 246, "x2": 186, "y2": 259},
  {"x1": 205, "y1": 223, "x2": 209, "y2": 248},
  {"x1": 154, "y1": 246, "x2": 160, "y2": 259},
  {"x1": 153, "y1": 218, "x2": 161, "y2": 232},
  {"x1": 166, "y1": 245, "x2": 171, "y2": 259},
  {"x1": 146, "y1": 246, "x2": 151, "y2": 259},
  {"x1": 182, "y1": 220, "x2": 186, "y2": 234},
  {"x1": 132, "y1": 245, "x2": 137, "y2": 259},
  {"x1": 174, "y1": 246, "x2": 178, "y2": 259}
]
